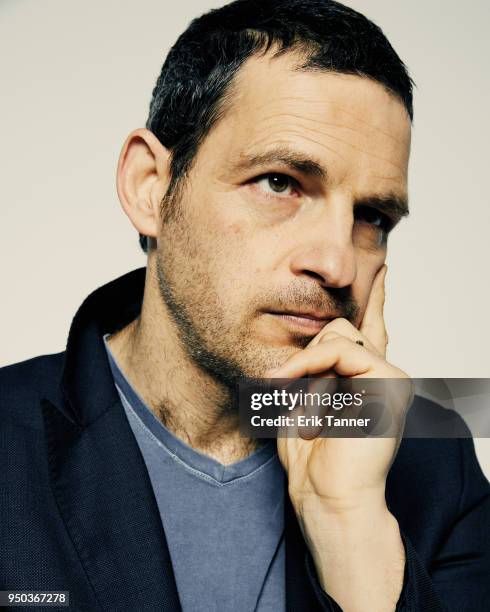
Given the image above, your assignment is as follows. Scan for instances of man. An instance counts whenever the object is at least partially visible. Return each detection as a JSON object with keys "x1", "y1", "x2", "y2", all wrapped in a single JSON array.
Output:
[{"x1": 1, "y1": 0, "x2": 489, "y2": 610}]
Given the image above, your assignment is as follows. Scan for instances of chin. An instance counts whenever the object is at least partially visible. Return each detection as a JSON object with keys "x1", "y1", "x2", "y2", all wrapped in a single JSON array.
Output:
[{"x1": 236, "y1": 343, "x2": 299, "y2": 380}]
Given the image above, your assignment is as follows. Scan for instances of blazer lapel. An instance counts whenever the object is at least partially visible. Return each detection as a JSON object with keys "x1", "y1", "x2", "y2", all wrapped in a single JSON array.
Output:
[{"x1": 42, "y1": 395, "x2": 181, "y2": 612}]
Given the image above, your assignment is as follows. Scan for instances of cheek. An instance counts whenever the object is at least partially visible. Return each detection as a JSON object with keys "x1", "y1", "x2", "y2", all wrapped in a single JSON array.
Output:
[
  {"x1": 206, "y1": 221, "x2": 278, "y2": 316},
  {"x1": 198, "y1": 220, "x2": 255, "y2": 294},
  {"x1": 175, "y1": 189, "x2": 260, "y2": 296}
]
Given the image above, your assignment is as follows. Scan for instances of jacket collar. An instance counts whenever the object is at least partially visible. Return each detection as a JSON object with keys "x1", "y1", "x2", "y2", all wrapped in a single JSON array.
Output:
[{"x1": 60, "y1": 267, "x2": 146, "y2": 427}]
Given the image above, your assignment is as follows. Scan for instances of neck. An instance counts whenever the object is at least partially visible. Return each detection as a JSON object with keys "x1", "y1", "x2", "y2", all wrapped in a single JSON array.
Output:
[{"x1": 107, "y1": 265, "x2": 261, "y2": 465}]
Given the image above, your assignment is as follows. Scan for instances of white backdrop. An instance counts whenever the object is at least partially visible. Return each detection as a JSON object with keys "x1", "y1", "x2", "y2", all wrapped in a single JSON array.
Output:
[{"x1": 1, "y1": 0, "x2": 489, "y2": 474}]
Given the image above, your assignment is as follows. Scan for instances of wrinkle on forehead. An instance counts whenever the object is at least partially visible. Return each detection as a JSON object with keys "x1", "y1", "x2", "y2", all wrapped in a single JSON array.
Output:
[
  {"x1": 242, "y1": 112, "x2": 408, "y2": 173},
  {"x1": 244, "y1": 94, "x2": 410, "y2": 147},
  {"x1": 241, "y1": 128, "x2": 349, "y2": 164}
]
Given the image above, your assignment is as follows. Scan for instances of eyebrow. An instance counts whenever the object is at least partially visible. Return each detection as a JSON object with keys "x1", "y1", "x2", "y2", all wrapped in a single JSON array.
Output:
[
  {"x1": 355, "y1": 194, "x2": 409, "y2": 219},
  {"x1": 231, "y1": 147, "x2": 328, "y2": 180},
  {"x1": 230, "y1": 146, "x2": 409, "y2": 218}
]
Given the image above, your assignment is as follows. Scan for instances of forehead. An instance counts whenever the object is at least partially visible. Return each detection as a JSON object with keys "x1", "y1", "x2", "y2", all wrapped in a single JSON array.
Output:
[{"x1": 204, "y1": 51, "x2": 411, "y2": 196}]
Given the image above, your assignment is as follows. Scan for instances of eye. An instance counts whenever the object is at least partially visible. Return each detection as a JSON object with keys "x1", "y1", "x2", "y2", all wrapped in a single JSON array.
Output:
[
  {"x1": 255, "y1": 173, "x2": 299, "y2": 197},
  {"x1": 354, "y1": 205, "x2": 393, "y2": 234}
]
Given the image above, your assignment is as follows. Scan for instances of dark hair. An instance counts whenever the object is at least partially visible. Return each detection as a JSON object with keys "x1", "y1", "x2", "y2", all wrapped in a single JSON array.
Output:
[{"x1": 142, "y1": 0, "x2": 413, "y2": 251}]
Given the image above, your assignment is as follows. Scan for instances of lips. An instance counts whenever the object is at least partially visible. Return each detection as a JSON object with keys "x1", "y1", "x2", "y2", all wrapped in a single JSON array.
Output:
[{"x1": 264, "y1": 310, "x2": 332, "y2": 334}]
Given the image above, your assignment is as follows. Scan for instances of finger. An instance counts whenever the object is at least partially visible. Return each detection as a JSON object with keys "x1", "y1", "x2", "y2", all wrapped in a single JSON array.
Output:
[
  {"x1": 308, "y1": 318, "x2": 356, "y2": 347},
  {"x1": 299, "y1": 378, "x2": 331, "y2": 439},
  {"x1": 267, "y1": 336, "x2": 381, "y2": 379},
  {"x1": 309, "y1": 319, "x2": 379, "y2": 355},
  {"x1": 360, "y1": 264, "x2": 388, "y2": 356}
]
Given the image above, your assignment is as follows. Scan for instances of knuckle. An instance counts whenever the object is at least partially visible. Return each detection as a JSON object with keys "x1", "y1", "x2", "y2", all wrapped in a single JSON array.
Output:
[
  {"x1": 319, "y1": 331, "x2": 341, "y2": 342},
  {"x1": 331, "y1": 335, "x2": 349, "y2": 347}
]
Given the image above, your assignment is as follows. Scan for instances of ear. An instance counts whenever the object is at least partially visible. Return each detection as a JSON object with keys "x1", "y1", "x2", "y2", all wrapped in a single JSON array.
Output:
[{"x1": 116, "y1": 128, "x2": 170, "y2": 239}]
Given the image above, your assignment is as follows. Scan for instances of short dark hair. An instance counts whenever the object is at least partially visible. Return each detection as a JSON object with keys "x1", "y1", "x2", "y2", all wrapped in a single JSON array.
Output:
[{"x1": 141, "y1": 0, "x2": 414, "y2": 251}]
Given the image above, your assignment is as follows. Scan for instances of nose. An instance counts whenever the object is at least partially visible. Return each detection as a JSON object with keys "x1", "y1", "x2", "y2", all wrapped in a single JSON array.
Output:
[{"x1": 289, "y1": 203, "x2": 357, "y2": 289}]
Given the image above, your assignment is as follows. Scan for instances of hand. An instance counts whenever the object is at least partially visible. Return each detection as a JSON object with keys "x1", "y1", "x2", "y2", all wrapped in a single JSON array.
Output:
[
  {"x1": 271, "y1": 265, "x2": 411, "y2": 509},
  {"x1": 269, "y1": 265, "x2": 410, "y2": 611}
]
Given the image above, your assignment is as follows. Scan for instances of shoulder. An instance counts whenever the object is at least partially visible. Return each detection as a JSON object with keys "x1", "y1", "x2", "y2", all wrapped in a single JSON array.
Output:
[{"x1": 388, "y1": 395, "x2": 489, "y2": 541}]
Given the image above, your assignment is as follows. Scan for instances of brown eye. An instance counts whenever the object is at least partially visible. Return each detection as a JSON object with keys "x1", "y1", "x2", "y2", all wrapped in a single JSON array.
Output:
[{"x1": 268, "y1": 174, "x2": 291, "y2": 193}]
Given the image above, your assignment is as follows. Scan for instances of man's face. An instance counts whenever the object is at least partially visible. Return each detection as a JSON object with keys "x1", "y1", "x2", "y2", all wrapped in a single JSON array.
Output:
[{"x1": 155, "y1": 51, "x2": 411, "y2": 384}]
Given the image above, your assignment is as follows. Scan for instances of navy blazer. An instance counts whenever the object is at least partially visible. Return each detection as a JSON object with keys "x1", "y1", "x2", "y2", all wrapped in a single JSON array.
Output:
[{"x1": 1, "y1": 268, "x2": 489, "y2": 611}]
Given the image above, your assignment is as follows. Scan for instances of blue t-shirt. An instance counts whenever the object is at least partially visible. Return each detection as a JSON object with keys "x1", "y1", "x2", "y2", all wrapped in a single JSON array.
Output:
[{"x1": 104, "y1": 337, "x2": 286, "y2": 612}]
